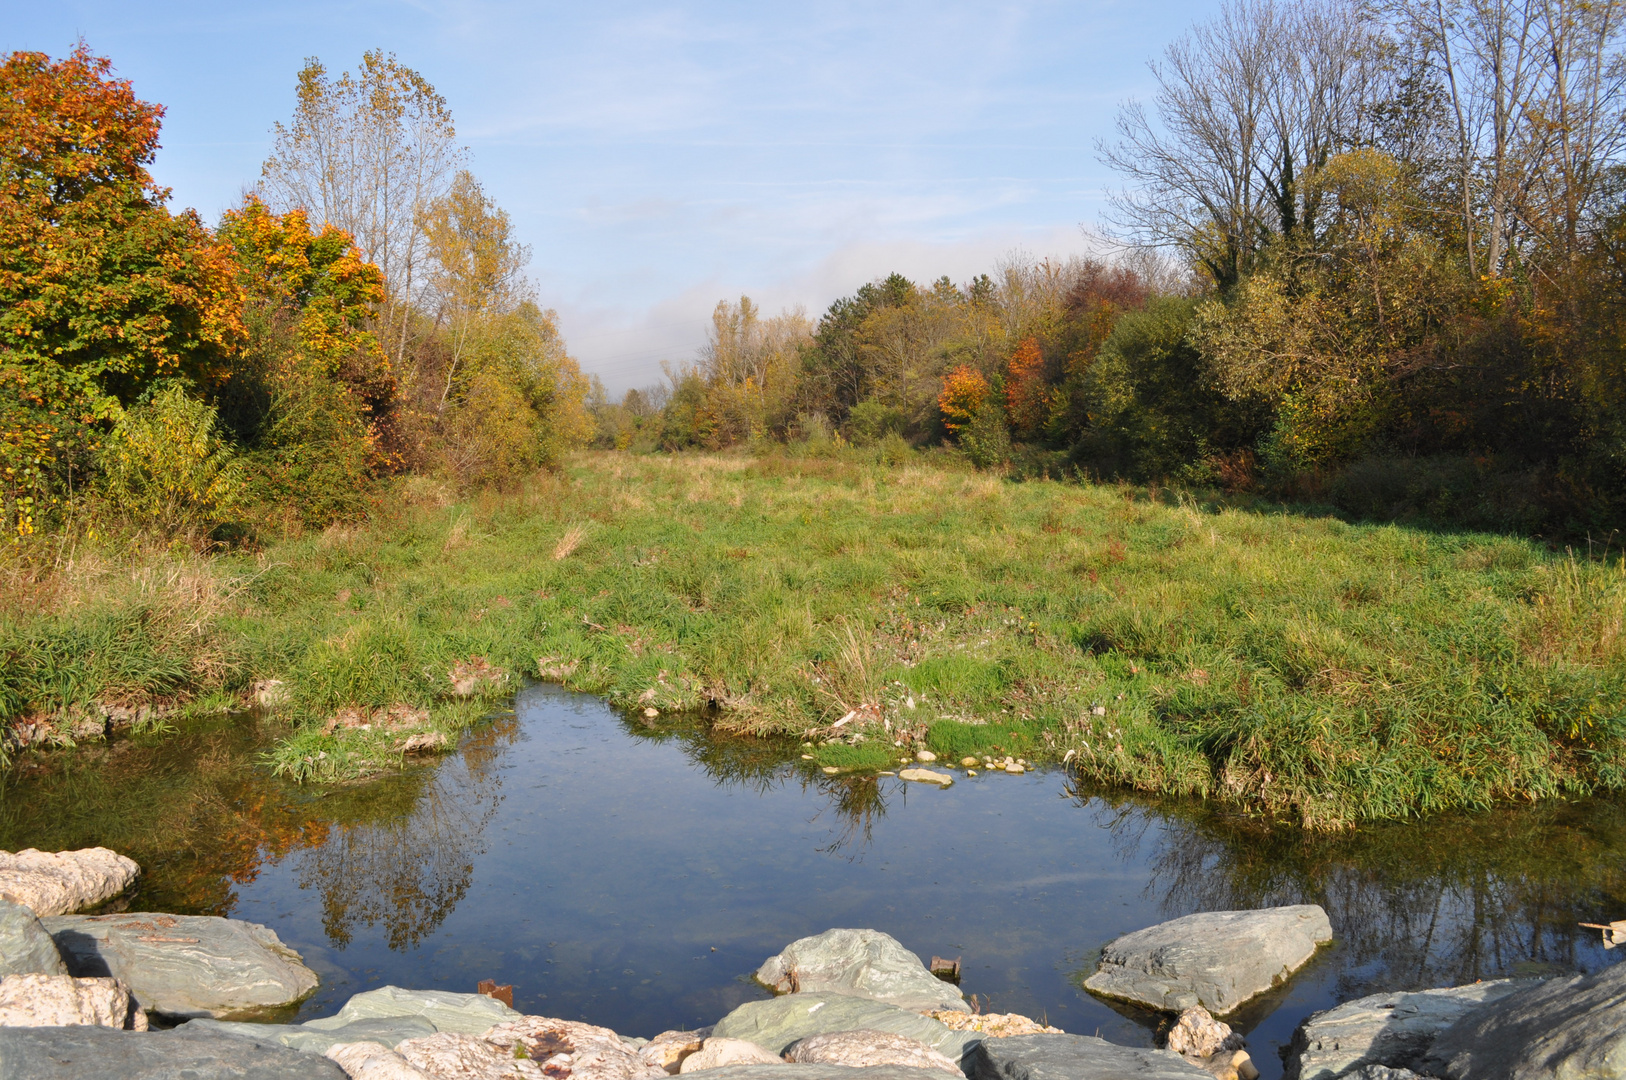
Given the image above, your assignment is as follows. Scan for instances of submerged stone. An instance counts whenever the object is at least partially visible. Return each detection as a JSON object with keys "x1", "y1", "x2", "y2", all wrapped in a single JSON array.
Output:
[{"x1": 755, "y1": 929, "x2": 967, "y2": 1013}]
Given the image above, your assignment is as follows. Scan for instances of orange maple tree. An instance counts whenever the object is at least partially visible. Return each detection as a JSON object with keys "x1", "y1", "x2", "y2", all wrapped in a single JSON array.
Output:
[
  {"x1": 1004, "y1": 336, "x2": 1050, "y2": 437},
  {"x1": 937, "y1": 365, "x2": 990, "y2": 434}
]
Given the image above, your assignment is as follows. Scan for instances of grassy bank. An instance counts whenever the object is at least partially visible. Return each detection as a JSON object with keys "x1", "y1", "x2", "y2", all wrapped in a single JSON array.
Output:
[{"x1": 4, "y1": 451, "x2": 1625, "y2": 828}]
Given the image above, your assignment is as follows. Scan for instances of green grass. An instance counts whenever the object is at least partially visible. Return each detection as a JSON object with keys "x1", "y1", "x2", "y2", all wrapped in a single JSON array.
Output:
[{"x1": 5, "y1": 450, "x2": 1626, "y2": 827}]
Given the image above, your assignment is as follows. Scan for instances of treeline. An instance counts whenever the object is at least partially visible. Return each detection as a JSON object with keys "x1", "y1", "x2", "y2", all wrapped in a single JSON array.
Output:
[
  {"x1": 613, "y1": 0, "x2": 1626, "y2": 537},
  {"x1": 0, "y1": 46, "x2": 589, "y2": 543}
]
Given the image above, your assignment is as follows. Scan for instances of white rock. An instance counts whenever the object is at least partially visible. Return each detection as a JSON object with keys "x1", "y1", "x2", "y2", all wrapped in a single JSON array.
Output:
[
  {"x1": 1004, "y1": 764, "x2": 1025, "y2": 774},
  {"x1": 0, "y1": 972, "x2": 144, "y2": 1029},
  {"x1": 898, "y1": 769, "x2": 953, "y2": 786},
  {"x1": 679, "y1": 1037, "x2": 784, "y2": 1072},
  {"x1": 328, "y1": 1040, "x2": 435, "y2": 1080},
  {"x1": 1167, "y1": 1007, "x2": 1243, "y2": 1059},
  {"x1": 914, "y1": 751, "x2": 937, "y2": 762},
  {"x1": 484, "y1": 1015, "x2": 667, "y2": 1080},
  {"x1": 785, "y1": 1029, "x2": 961, "y2": 1074},
  {"x1": 397, "y1": 1031, "x2": 546, "y2": 1079},
  {"x1": 639, "y1": 1028, "x2": 711, "y2": 1073},
  {"x1": 0, "y1": 848, "x2": 139, "y2": 917}
]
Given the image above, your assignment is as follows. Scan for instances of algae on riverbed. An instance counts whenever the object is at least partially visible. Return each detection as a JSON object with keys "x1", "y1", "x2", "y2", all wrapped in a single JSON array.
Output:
[{"x1": 4, "y1": 451, "x2": 1626, "y2": 826}]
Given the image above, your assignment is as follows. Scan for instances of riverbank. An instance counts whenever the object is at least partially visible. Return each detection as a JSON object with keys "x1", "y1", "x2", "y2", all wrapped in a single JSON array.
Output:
[{"x1": 4, "y1": 451, "x2": 1625, "y2": 827}]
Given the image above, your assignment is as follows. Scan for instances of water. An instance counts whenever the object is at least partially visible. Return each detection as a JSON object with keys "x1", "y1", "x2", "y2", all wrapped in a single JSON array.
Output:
[{"x1": 2, "y1": 684, "x2": 1623, "y2": 1078}]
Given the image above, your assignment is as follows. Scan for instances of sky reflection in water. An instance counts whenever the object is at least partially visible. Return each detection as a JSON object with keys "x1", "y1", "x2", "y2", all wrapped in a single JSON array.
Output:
[{"x1": 2, "y1": 683, "x2": 1622, "y2": 1080}]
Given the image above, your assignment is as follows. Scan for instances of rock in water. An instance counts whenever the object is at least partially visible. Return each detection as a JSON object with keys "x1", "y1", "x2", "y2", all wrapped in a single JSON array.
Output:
[
  {"x1": 755, "y1": 929, "x2": 968, "y2": 1013},
  {"x1": 713, "y1": 992, "x2": 979, "y2": 1062},
  {"x1": 325, "y1": 1041, "x2": 433, "y2": 1080},
  {"x1": 678, "y1": 1037, "x2": 785, "y2": 1072},
  {"x1": 786, "y1": 1030, "x2": 962, "y2": 1074},
  {"x1": 0, "y1": 973, "x2": 143, "y2": 1029},
  {"x1": 1083, "y1": 906, "x2": 1332, "y2": 1014},
  {"x1": 0, "y1": 899, "x2": 66, "y2": 976},
  {"x1": 898, "y1": 769, "x2": 953, "y2": 787},
  {"x1": 0, "y1": 1024, "x2": 346, "y2": 1079},
  {"x1": 1284, "y1": 981, "x2": 1528, "y2": 1080},
  {"x1": 967, "y1": 1033, "x2": 1215, "y2": 1080},
  {"x1": 42, "y1": 911, "x2": 318, "y2": 1020},
  {"x1": 0, "y1": 848, "x2": 138, "y2": 917},
  {"x1": 1423, "y1": 962, "x2": 1626, "y2": 1080}
]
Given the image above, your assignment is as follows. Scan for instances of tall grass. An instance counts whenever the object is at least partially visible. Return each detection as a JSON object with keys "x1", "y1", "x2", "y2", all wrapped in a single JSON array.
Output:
[{"x1": 4, "y1": 450, "x2": 1624, "y2": 827}]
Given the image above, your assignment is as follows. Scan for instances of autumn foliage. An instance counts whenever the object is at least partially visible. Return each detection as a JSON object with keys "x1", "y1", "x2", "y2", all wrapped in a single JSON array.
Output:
[{"x1": 937, "y1": 365, "x2": 990, "y2": 435}]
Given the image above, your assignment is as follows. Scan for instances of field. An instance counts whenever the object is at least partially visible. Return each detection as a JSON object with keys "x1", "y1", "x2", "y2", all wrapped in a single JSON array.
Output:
[{"x1": 4, "y1": 450, "x2": 1625, "y2": 829}]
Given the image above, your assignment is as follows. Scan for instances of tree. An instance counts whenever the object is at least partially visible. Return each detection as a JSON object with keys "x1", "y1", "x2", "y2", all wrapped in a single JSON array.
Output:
[{"x1": 0, "y1": 44, "x2": 243, "y2": 536}]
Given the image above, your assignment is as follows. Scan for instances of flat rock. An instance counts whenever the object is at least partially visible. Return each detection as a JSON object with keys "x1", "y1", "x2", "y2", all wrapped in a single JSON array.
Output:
[
  {"x1": 484, "y1": 1014, "x2": 666, "y2": 1080},
  {"x1": 0, "y1": 898, "x2": 66, "y2": 976},
  {"x1": 43, "y1": 911, "x2": 319, "y2": 1020},
  {"x1": 967, "y1": 1033, "x2": 1215, "y2": 1080},
  {"x1": 713, "y1": 992, "x2": 979, "y2": 1062},
  {"x1": 679, "y1": 1038, "x2": 784, "y2": 1072},
  {"x1": 755, "y1": 929, "x2": 967, "y2": 1013},
  {"x1": 396, "y1": 1031, "x2": 546, "y2": 1078},
  {"x1": 186, "y1": 1015, "x2": 439, "y2": 1053},
  {"x1": 317, "y1": 985, "x2": 521, "y2": 1035},
  {"x1": 1423, "y1": 962, "x2": 1626, "y2": 1080},
  {"x1": 786, "y1": 1029, "x2": 961, "y2": 1074},
  {"x1": 0, "y1": 848, "x2": 138, "y2": 917},
  {"x1": 1285, "y1": 981, "x2": 1527, "y2": 1080},
  {"x1": 898, "y1": 770, "x2": 953, "y2": 787},
  {"x1": 674, "y1": 1069, "x2": 962, "y2": 1080},
  {"x1": 0, "y1": 1024, "x2": 346, "y2": 1079},
  {"x1": 326, "y1": 1041, "x2": 434, "y2": 1080},
  {"x1": 1084, "y1": 906, "x2": 1332, "y2": 1014},
  {"x1": 0, "y1": 972, "x2": 142, "y2": 1029}
]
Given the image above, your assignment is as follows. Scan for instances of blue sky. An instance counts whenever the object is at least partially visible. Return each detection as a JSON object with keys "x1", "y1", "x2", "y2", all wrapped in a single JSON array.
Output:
[{"x1": 5, "y1": 1, "x2": 1213, "y2": 392}]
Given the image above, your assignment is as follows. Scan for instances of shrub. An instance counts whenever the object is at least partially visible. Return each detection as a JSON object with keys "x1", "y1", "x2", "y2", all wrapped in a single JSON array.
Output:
[{"x1": 99, "y1": 386, "x2": 245, "y2": 536}]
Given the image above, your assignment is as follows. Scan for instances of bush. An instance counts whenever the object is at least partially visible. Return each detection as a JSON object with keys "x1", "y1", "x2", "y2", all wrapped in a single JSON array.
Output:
[
  {"x1": 440, "y1": 371, "x2": 541, "y2": 490},
  {"x1": 844, "y1": 400, "x2": 905, "y2": 446},
  {"x1": 960, "y1": 403, "x2": 1012, "y2": 470},
  {"x1": 99, "y1": 386, "x2": 245, "y2": 536}
]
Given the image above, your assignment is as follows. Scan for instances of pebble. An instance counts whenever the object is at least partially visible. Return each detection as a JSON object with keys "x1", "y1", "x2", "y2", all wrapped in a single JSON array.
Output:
[
  {"x1": 643, "y1": 707, "x2": 659, "y2": 718},
  {"x1": 822, "y1": 767, "x2": 840, "y2": 775},
  {"x1": 915, "y1": 750, "x2": 937, "y2": 762},
  {"x1": 966, "y1": 769, "x2": 977, "y2": 776},
  {"x1": 801, "y1": 755, "x2": 814, "y2": 760},
  {"x1": 1005, "y1": 763, "x2": 1025, "y2": 774},
  {"x1": 960, "y1": 757, "x2": 979, "y2": 767}
]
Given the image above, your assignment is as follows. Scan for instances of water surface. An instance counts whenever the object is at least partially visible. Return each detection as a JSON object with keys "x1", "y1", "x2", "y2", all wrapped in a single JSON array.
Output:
[{"x1": 2, "y1": 684, "x2": 1622, "y2": 1079}]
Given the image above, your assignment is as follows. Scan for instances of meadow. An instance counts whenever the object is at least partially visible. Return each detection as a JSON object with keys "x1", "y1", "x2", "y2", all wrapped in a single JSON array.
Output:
[{"x1": 4, "y1": 450, "x2": 1624, "y2": 829}]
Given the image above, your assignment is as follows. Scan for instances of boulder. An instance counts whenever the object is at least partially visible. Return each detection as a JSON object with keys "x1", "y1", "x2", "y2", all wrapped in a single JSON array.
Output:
[
  {"x1": 483, "y1": 1015, "x2": 666, "y2": 1080},
  {"x1": 786, "y1": 1030, "x2": 962, "y2": 1074},
  {"x1": 317, "y1": 985, "x2": 520, "y2": 1035},
  {"x1": 0, "y1": 1024, "x2": 346, "y2": 1079},
  {"x1": 1423, "y1": 962, "x2": 1626, "y2": 1080},
  {"x1": 755, "y1": 929, "x2": 967, "y2": 1013},
  {"x1": 925, "y1": 1013, "x2": 1062, "y2": 1039},
  {"x1": 186, "y1": 1016, "x2": 439, "y2": 1054},
  {"x1": 326, "y1": 1041, "x2": 433, "y2": 1080},
  {"x1": 43, "y1": 911, "x2": 318, "y2": 1020},
  {"x1": 1166, "y1": 1007, "x2": 1242, "y2": 1059},
  {"x1": 396, "y1": 1031, "x2": 546, "y2": 1078},
  {"x1": 663, "y1": 1069, "x2": 961, "y2": 1080},
  {"x1": 679, "y1": 1038, "x2": 785, "y2": 1072},
  {"x1": 1084, "y1": 906, "x2": 1332, "y2": 1014},
  {"x1": 966, "y1": 1033, "x2": 1216, "y2": 1080},
  {"x1": 641, "y1": 1028, "x2": 713, "y2": 1073},
  {"x1": 0, "y1": 848, "x2": 138, "y2": 917},
  {"x1": 0, "y1": 899, "x2": 66, "y2": 976},
  {"x1": 0, "y1": 972, "x2": 143, "y2": 1029},
  {"x1": 712, "y1": 992, "x2": 979, "y2": 1062},
  {"x1": 1284, "y1": 981, "x2": 1528, "y2": 1080}
]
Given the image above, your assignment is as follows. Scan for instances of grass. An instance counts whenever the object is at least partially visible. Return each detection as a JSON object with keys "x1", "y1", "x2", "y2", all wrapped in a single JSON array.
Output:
[{"x1": 4, "y1": 449, "x2": 1626, "y2": 828}]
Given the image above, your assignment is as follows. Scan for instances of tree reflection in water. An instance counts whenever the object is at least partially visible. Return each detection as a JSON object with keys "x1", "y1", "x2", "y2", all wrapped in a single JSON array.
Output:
[
  {"x1": 1074, "y1": 782, "x2": 1626, "y2": 1000},
  {"x1": 293, "y1": 714, "x2": 519, "y2": 949}
]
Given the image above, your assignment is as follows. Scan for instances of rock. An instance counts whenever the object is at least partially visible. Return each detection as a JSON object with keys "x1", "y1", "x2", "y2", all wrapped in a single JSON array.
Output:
[
  {"x1": 483, "y1": 1014, "x2": 667, "y2": 1080},
  {"x1": 1342, "y1": 1069, "x2": 1429, "y2": 1080},
  {"x1": 0, "y1": 848, "x2": 138, "y2": 917},
  {"x1": 641, "y1": 1028, "x2": 713, "y2": 1073},
  {"x1": 1084, "y1": 906, "x2": 1333, "y2": 1014},
  {"x1": 398, "y1": 732, "x2": 448, "y2": 754},
  {"x1": 713, "y1": 992, "x2": 978, "y2": 1061},
  {"x1": 679, "y1": 1038, "x2": 784, "y2": 1072},
  {"x1": 326, "y1": 1041, "x2": 433, "y2": 1080},
  {"x1": 926, "y1": 1012, "x2": 1063, "y2": 1038},
  {"x1": 786, "y1": 1030, "x2": 961, "y2": 1074},
  {"x1": 899, "y1": 770, "x2": 953, "y2": 787},
  {"x1": 0, "y1": 973, "x2": 143, "y2": 1029},
  {"x1": 1166, "y1": 1007, "x2": 1243, "y2": 1059},
  {"x1": 1199, "y1": 1050, "x2": 1259, "y2": 1080},
  {"x1": 1284, "y1": 981, "x2": 1528, "y2": 1080},
  {"x1": 323, "y1": 986, "x2": 521, "y2": 1036},
  {"x1": 667, "y1": 1069, "x2": 963, "y2": 1080},
  {"x1": 755, "y1": 929, "x2": 967, "y2": 1013},
  {"x1": 0, "y1": 1024, "x2": 347, "y2": 1079},
  {"x1": 960, "y1": 758, "x2": 979, "y2": 768},
  {"x1": 966, "y1": 1033, "x2": 1215, "y2": 1080},
  {"x1": 185, "y1": 1016, "x2": 439, "y2": 1054},
  {"x1": 255, "y1": 680, "x2": 291, "y2": 707},
  {"x1": 43, "y1": 911, "x2": 319, "y2": 1020},
  {"x1": 0, "y1": 898, "x2": 66, "y2": 976},
  {"x1": 396, "y1": 1032, "x2": 546, "y2": 1078},
  {"x1": 1003, "y1": 765, "x2": 1024, "y2": 775},
  {"x1": 915, "y1": 751, "x2": 937, "y2": 762},
  {"x1": 1422, "y1": 962, "x2": 1626, "y2": 1080}
]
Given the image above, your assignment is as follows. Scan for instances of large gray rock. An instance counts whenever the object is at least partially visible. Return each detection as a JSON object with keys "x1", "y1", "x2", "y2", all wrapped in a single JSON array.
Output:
[
  {"x1": 0, "y1": 899, "x2": 65, "y2": 976},
  {"x1": 185, "y1": 1015, "x2": 438, "y2": 1053},
  {"x1": 712, "y1": 992, "x2": 980, "y2": 1062},
  {"x1": 1285, "y1": 981, "x2": 1528, "y2": 1080},
  {"x1": 315, "y1": 985, "x2": 521, "y2": 1034},
  {"x1": 0, "y1": 848, "x2": 138, "y2": 917},
  {"x1": 786, "y1": 1030, "x2": 962, "y2": 1074},
  {"x1": 0, "y1": 1024, "x2": 345, "y2": 1079},
  {"x1": 1084, "y1": 906, "x2": 1333, "y2": 1014},
  {"x1": 1424, "y1": 962, "x2": 1626, "y2": 1080},
  {"x1": 756, "y1": 929, "x2": 967, "y2": 1013},
  {"x1": 43, "y1": 911, "x2": 318, "y2": 1020},
  {"x1": 967, "y1": 1033, "x2": 1215, "y2": 1080}
]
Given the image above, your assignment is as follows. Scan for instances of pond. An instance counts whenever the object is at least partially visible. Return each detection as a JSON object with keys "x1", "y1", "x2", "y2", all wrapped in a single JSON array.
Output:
[{"x1": 2, "y1": 683, "x2": 1623, "y2": 1079}]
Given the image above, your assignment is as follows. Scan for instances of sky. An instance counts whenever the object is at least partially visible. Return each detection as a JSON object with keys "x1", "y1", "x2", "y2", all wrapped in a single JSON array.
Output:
[{"x1": 5, "y1": 0, "x2": 1215, "y2": 393}]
